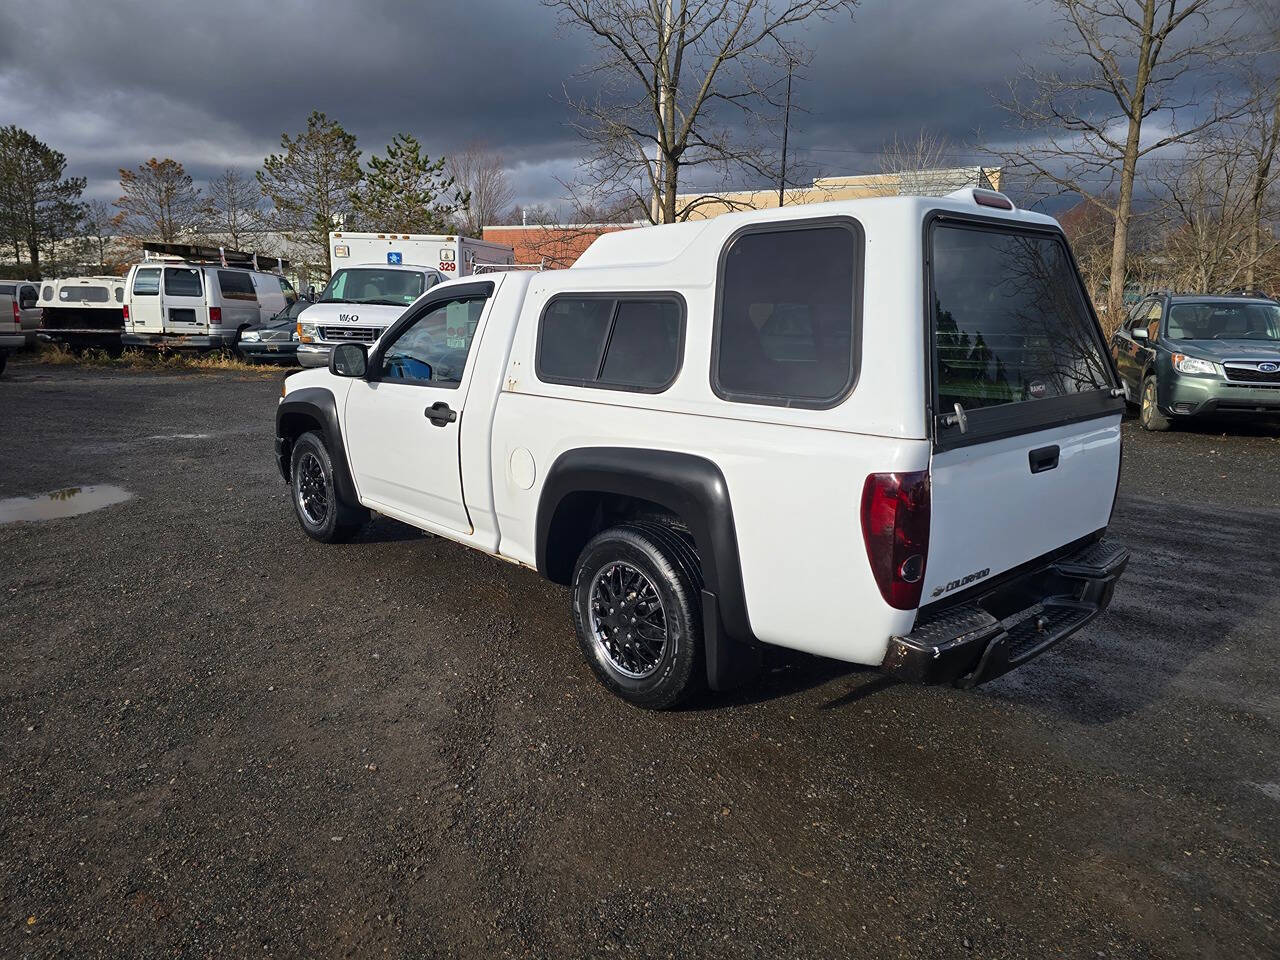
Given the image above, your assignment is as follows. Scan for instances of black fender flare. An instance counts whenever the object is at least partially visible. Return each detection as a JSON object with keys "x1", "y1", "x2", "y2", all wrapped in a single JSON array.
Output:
[
  {"x1": 536, "y1": 447, "x2": 760, "y2": 689},
  {"x1": 274, "y1": 386, "x2": 359, "y2": 505}
]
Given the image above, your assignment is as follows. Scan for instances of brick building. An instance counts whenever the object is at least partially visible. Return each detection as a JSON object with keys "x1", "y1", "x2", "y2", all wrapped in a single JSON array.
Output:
[{"x1": 481, "y1": 222, "x2": 640, "y2": 269}]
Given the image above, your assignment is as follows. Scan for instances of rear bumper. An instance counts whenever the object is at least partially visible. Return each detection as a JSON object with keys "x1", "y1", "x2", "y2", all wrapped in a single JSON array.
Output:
[
  {"x1": 881, "y1": 539, "x2": 1129, "y2": 686},
  {"x1": 123, "y1": 332, "x2": 237, "y2": 349},
  {"x1": 296, "y1": 344, "x2": 331, "y2": 367},
  {"x1": 0, "y1": 332, "x2": 25, "y2": 349}
]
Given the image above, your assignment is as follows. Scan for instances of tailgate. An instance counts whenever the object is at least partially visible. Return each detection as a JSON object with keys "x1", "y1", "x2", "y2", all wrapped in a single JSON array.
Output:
[
  {"x1": 923, "y1": 416, "x2": 1120, "y2": 602},
  {"x1": 922, "y1": 213, "x2": 1123, "y2": 602}
]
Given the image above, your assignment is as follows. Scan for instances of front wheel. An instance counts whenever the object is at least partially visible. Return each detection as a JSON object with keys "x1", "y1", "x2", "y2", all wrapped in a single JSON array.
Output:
[
  {"x1": 289, "y1": 430, "x2": 368, "y2": 542},
  {"x1": 571, "y1": 524, "x2": 705, "y2": 710},
  {"x1": 1140, "y1": 376, "x2": 1172, "y2": 432}
]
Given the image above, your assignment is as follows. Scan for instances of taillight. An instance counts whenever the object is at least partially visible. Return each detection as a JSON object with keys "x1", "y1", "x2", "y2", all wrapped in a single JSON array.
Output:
[
  {"x1": 122, "y1": 305, "x2": 130, "y2": 321},
  {"x1": 209, "y1": 307, "x2": 222, "y2": 325},
  {"x1": 11, "y1": 301, "x2": 18, "y2": 323},
  {"x1": 860, "y1": 471, "x2": 931, "y2": 610}
]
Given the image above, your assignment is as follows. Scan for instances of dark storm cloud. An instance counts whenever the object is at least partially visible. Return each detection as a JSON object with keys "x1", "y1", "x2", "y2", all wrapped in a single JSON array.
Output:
[{"x1": 0, "y1": 0, "x2": 1222, "y2": 211}]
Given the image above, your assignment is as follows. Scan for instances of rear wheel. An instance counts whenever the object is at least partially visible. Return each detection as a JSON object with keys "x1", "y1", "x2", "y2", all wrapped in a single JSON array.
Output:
[
  {"x1": 0, "y1": 351, "x2": 7, "y2": 377},
  {"x1": 571, "y1": 524, "x2": 704, "y2": 709},
  {"x1": 1139, "y1": 376, "x2": 1172, "y2": 432},
  {"x1": 289, "y1": 430, "x2": 368, "y2": 542}
]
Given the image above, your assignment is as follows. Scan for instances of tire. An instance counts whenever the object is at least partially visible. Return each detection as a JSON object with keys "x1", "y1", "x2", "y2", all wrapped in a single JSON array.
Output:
[
  {"x1": 289, "y1": 430, "x2": 368, "y2": 543},
  {"x1": 0, "y1": 351, "x2": 7, "y2": 377},
  {"x1": 1139, "y1": 376, "x2": 1172, "y2": 432},
  {"x1": 571, "y1": 523, "x2": 705, "y2": 710}
]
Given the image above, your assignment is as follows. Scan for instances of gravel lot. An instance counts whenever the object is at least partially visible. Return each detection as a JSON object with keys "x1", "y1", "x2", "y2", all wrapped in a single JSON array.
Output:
[{"x1": 1, "y1": 358, "x2": 1277, "y2": 959}]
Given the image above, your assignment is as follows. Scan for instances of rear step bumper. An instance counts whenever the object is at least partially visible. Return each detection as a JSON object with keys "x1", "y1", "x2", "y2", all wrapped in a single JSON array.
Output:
[{"x1": 881, "y1": 540, "x2": 1129, "y2": 686}]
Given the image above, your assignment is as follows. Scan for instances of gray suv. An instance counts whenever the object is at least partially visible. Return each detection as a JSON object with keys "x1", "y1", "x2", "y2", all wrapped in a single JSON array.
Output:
[{"x1": 1110, "y1": 293, "x2": 1280, "y2": 430}]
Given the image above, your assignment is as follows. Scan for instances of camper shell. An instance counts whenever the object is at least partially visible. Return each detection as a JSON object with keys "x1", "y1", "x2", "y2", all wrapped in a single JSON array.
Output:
[{"x1": 39, "y1": 276, "x2": 127, "y2": 330}]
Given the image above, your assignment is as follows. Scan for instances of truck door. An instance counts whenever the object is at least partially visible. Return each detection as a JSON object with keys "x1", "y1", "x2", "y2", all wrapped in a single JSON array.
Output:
[
  {"x1": 922, "y1": 217, "x2": 1123, "y2": 605},
  {"x1": 129, "y1": 267, "x2": 164, "y2": 333},
  {"x1": 342, "y1": 281, "x2": 496, "y2": 534},
  {"x1": 162, "y1": 266, "x2": 205, "y2": 334}
]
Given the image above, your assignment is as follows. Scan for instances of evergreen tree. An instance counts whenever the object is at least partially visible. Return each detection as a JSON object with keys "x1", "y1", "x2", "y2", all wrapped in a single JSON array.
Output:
[
  {"x1": 353, "y1": 134, "x2": 468, "y2": 234},
  {"x1": 258, "y1": 111, "x2": 362, "y2": 276},
  {"x1": 0, "y1": 125, "x2": 86, "y2": 271}
]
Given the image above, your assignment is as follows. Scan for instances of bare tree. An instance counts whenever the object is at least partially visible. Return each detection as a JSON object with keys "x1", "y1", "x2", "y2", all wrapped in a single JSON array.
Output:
[
  {"x1": 545, "y1": 0, "x2": 860, "y2": 224},
  {"x1": 448, "y1": 145, "x2": 515, "y2": 235},
  {"x1": 1153, "y1": 132, "x2": 1279, "y2": 292},
  {"x1": 207, "y1": 167, "x2": 260, "y2": 250},
  {"x1": 994, "y1": 0, "x2": 1244, "y2": 318},
  {"x1": 1240, "y1": 0, "x2": 1280, "y2": 289},
  {"x1": 1058, "y1": 199, "x2": 1119, "y2": 303},
  {"x1": 115, "y1": 157, "x2": 203, "y2": 242},
  {"x1": 79, "y1": 199, "x2": 116, "y2": 272},
  {"x1": 880, "y1": 129, "x2": 953, "y2": 176}
]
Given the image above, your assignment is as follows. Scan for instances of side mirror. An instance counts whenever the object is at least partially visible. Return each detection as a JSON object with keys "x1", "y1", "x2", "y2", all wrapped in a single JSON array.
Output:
[
  {"x1": 1132, "y1": 327, "x2": 1149, "y2": 341},
  {"x1": 330, "y1": 342, "x2": 368, "y2": 378}
]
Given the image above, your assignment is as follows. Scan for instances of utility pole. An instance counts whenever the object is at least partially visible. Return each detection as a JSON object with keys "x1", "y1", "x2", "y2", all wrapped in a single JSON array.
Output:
[
  {"x1": 653, "y1": 0, "x2": 673, "y2": 223},
  {"x1": 778, "y1": 56, "x2": 794, "y2": 207}
]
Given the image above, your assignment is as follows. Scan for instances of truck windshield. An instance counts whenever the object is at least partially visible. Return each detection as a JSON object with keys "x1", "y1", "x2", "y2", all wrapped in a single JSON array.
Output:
[
  {"x1": 931, "y1": 224, "x2": 1112, "y2": 410},
  {"x1": 319, "y1": 269, "x2": 424, "y2": 306},
  {"x1": 1166, "y1": 301, "x2": 1280, "y2": 341}
]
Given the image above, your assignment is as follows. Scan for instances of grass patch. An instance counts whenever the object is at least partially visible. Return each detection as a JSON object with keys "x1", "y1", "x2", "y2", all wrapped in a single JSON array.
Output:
[{"x1": 31, "y1": 342, "x2": 275, "y2": 374}]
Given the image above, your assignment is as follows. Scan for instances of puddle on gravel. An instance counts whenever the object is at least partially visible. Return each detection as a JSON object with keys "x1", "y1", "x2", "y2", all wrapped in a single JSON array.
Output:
[{"x1": 0, "y1": 485, "x2": 132, "y2": 523}]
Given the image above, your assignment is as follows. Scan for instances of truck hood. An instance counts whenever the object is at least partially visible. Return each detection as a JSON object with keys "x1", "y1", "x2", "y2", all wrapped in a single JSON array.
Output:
[
  {"x1": 297, "y1": 302, "x2": 408, "y2": 328},
  {"x1": 1172, "y1": 339, "x2": 1280, "y2": 361}
]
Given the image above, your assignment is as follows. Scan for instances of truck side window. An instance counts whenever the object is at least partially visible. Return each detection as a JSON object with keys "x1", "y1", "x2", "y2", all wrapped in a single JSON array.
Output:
[
  {"x1": 537, "y1": 295, "x2": 685, "y2": 392},
  {"x1": 713, "y1": 221, "x2": 860, "y2": 407},
  {"x1": 377, "y1": 294, "x2": 489, "y2": 387},
  {"x1": 132, "y1": 269, "x2": 161, "y2": 296}
]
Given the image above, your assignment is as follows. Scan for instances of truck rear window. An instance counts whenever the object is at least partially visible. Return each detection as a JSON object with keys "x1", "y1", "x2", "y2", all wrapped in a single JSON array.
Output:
[
  {"x1": 931, "y1": 224, "x2": 1111, "y2": 411},
  {"x1": 61, "y1": 286, "x2": 110, "y2": 303}
]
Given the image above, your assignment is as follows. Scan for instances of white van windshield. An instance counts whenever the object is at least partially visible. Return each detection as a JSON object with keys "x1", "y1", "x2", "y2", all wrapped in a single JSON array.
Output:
[{"x1": 320, "y1": 269, "x2": 424, "y2": 307}]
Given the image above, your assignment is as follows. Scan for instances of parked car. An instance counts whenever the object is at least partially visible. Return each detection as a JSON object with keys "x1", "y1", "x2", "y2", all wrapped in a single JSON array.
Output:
[
  {"x1": 237, "y1": 300, "x2": 308, "y2": 364},
  {"x1": 0, "y1": 285, "x2": 30, "y2": 375},
  {"x1": 122, "y1": 242, "x2": 298, "y2": 350},
  {"x1": 1111, "y1": 292, "x2": 1280, "y2": 430},
  {"x1": 274, "y1": 188, "x2": 1129, "y2": 708},
  {"x1": 0, "y1": 280, "x2": 41, "y2": 346}
]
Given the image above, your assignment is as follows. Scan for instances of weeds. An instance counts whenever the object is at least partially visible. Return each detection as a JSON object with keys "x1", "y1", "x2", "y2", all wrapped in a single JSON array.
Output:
[{"x1": 30, "y1": 342, "x2": 276, "y2": 374}]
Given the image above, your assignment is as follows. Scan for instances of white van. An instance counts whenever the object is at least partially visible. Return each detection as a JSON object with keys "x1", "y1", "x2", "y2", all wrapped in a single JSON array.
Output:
[
  {"x1": 295, "y1": 232, "x2": 515, "y2": 367},
  {"x1": 39, "y1": 276, "x2": 127, "y2": 330},
  {"x1": 122, "y1": 243, "x2": 297, "y2": 349}
]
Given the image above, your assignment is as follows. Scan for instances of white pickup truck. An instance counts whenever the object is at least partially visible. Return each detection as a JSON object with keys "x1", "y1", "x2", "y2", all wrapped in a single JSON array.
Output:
[{"x1": 275, "y1": 189, "x2": 1129, "y2": 708}]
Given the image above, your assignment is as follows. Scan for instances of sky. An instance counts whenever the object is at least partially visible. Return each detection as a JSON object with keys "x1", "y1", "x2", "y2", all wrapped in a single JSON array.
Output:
[{"x1": 0, "y1": 0, "x2": 1254, "y2": 216}]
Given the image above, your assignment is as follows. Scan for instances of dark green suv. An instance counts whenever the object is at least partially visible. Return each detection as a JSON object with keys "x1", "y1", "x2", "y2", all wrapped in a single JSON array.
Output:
[{"x1": 1111, "y1": 293, "x2": 1280, "y2": 430}]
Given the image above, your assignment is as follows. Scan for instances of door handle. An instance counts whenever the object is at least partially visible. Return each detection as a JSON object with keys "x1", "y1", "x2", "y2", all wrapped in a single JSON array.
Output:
[
  {"x1": 425, "y1": 401, "x2": 457, "y2": 427},
  {"x1": 1028, "y1": 444, "x2": 1060, "y2": 474}
]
